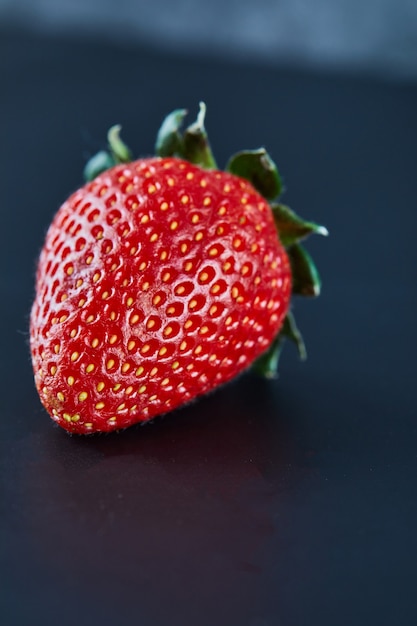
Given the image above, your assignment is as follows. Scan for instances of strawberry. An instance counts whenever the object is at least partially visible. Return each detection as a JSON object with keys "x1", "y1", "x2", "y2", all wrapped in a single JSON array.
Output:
[{"x1": 30, "y1": 104, "x2": 327, "y2": 434}]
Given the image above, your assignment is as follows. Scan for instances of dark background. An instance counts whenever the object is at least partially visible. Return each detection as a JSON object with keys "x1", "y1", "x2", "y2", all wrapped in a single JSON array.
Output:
[{"x1": 1, "y1": 20, "x2": 417, "y2": 626}]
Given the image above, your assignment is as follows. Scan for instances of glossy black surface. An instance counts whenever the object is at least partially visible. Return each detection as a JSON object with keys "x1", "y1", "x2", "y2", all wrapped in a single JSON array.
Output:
[{"x1": 1, "y1": 27, "x2": 416, "y2": 626}]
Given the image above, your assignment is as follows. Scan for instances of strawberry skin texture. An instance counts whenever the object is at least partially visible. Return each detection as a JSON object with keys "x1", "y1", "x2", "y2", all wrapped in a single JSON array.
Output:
[{"x1": 30, "y1": 157, "x2": 291, "y2": 434}]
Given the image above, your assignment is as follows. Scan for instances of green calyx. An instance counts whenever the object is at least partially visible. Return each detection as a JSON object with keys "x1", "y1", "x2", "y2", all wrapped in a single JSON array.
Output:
[
  {"x1": 271, "y1": 203, "x2": 328, "y2": 248},
  {"x1": 83, "y1": 125, "x2": 133, "y2": 182},
  {"x1": 155, "y1": 101, "x2": 218, "y2": 169},
  {"x1": 252, "y1": 312, "x2": 307, "y2": 379},
  {"x1": 82, "y1": 104, "x2": 327, "y2": 378},
  {"x1": 226, "y1": 149, "x2": 283, "y2": 200}
]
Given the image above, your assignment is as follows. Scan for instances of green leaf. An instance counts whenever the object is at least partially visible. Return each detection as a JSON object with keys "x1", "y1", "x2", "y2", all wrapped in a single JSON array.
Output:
[
  {"x1": 272, "y1": 203, "x2": 329, "y2": 247},
  {"x1": 154, "y1": 103, "x2": 217, "y2": 169},
  {"x1": 252, "y1": 311, "x2": 306, "y2": 378},
  {"x1": 288, "y1": 243, "x2": 322, "y2": 297},
  {"x1": 107, "y1": 125, "x2": 132, "y2": 163},
  {"x1": 252, "y1": 335, "x2": 284, "y2": 379},
  {"x1": 83, "y1": 150, "x2": 116, "y2": 182},
  {"x1": 282, "y1": 311, "x2": 307, "y2": 360},
  {"x1": 155, "y1": 108, "x2": 188, "y2": 157},
  {"x1": 182, "y1": 102, "x2": 218, "y2": 169},
  {"x1": 226, "y1": 148, "x2": 283, "y2": 200},
  {"x1": 83, "y1": 125, "x2": 132, "y2": 181}
]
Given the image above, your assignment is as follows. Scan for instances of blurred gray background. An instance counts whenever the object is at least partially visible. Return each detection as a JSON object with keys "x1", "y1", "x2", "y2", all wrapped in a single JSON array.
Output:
[{"x1": 1, "y1": 0, "x2": 417, "y2": 80}]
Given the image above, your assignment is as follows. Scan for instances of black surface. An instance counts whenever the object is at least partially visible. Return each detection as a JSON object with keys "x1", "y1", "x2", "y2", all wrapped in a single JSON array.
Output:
[{"x1": 1, "y1": 27, "x2": 417, "y2": 626}]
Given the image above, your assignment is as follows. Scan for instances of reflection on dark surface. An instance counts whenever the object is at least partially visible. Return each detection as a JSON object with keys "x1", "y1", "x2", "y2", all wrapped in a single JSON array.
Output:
[{"x1": 20, "y1": 377, "x2": 301, "y2": 625}]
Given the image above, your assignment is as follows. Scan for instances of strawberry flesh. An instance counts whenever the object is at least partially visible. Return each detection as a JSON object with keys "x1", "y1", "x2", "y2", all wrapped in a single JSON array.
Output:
[{"x1": 30, "y1": 157, "x2": 291, "y2": 434}]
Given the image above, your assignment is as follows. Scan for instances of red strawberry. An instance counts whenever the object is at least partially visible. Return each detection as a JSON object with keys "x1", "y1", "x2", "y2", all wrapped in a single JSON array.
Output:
[{"x1": 30, "y1": 104, "x2": 326, "y2": 434}]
